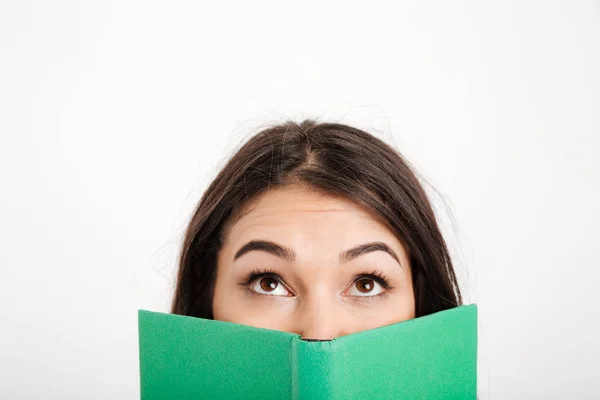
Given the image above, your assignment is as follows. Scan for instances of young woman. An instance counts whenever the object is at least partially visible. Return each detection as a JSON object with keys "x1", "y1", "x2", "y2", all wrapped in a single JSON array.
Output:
[{"x1": 170, "y1": 120, "x2": 462, "y2": 340}]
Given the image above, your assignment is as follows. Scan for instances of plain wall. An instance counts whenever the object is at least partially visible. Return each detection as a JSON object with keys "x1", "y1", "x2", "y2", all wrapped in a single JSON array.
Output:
[{"x1": 1, "y1": 1, "x2": 599, "y2": 398}]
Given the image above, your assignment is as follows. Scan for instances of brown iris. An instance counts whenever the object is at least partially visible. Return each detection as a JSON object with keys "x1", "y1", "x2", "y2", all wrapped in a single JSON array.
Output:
[
  {"x1": 259, "y1": 277, "x2": 279, "y2": 292},
  {"x1": 355, "y1": 278, "x2": 375, "y2": 293}
]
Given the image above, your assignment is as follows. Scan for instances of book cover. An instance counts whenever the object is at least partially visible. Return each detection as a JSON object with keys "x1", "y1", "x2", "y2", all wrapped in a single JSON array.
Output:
[{"x1": 138, "y1": 304, "x2": 477, "y2": 399}]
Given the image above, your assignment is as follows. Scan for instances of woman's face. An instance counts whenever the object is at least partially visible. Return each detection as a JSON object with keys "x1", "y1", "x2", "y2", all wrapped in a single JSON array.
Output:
[{"x1": 213, "y1": 185, "x2": 415, "y2": 340}]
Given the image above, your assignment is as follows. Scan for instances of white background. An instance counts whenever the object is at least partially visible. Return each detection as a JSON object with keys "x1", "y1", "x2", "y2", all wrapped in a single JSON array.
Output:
[{"x1": 1, "y1": 1, "x2": 599, "y2": 399}]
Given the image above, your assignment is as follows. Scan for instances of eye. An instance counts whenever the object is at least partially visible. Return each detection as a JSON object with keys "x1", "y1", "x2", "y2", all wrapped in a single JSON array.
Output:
[
  {"x1": 249, "y1": 275, "x2": 292, "y2": 296},
  {"x1": 346, "y1": 277, "x2": 385, "y2": 297}
]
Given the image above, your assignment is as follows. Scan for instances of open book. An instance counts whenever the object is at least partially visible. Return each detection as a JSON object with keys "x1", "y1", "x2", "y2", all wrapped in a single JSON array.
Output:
[{"x1": 138, "y1": 304, "x2": 477, "y2": 399}]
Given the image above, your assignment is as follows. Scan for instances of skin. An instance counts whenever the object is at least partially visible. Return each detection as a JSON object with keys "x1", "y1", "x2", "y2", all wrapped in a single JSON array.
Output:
[{"x1": 213, "y1": 184, "x2": 415, "y2": 340}]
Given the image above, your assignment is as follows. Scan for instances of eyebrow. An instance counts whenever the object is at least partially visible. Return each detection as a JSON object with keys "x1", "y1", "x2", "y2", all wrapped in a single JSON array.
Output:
[{"x1": 233, "y1": 240, "x2": 402, "y2": 268}]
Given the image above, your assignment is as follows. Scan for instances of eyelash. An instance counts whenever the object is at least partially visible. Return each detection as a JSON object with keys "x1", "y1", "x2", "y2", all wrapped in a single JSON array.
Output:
[
  {"x1": 356, "y1": 269, "x2": 394, "y2": 291},
  {"x1": 240, "y1": 267, "x2": 279, "y2": 286},
  {"x1": 239, "y1": 268, "x2": 394, "y2": 296}
]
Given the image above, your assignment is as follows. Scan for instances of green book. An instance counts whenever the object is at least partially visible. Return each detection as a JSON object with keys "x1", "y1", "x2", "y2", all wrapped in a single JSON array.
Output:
[{"x1": 138, "y1": 304, "x2": 477, "y2": 399}]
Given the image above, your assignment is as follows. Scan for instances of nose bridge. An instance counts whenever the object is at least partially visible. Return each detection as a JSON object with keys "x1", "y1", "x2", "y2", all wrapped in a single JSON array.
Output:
[{"x1": 295, "y1": 290, "x2": 346, "y2": 341}]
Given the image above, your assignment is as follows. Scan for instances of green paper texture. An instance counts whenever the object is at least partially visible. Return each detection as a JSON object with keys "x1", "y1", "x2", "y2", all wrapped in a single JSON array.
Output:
[{"x1": 138, "y1": 304, "x2": 477, "y2": 399}]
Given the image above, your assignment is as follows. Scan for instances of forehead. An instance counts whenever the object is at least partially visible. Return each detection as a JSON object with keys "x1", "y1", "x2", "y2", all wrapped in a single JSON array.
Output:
[{"x1": 223, "y1": 185, "x2": 395, "y2": 244}]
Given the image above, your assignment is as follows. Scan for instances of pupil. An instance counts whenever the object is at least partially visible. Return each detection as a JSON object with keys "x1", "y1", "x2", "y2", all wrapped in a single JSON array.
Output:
[
  {"x1": 357, "y1": 278, "x2": 373, "y2": 293},
  {"x1": 260, "y1": 278, "x2": 278, "y2": 292}
]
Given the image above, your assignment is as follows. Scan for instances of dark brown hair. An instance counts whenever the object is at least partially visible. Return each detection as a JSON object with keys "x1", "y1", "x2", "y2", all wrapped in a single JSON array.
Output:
[{"x1": 171, "y1": 119, "x2": 462, "y2": 318}]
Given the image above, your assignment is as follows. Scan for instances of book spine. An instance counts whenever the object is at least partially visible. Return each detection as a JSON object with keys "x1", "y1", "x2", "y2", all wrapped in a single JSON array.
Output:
[{"x1": 291, "y1": 339, "x2": 335, "y2": 400}]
